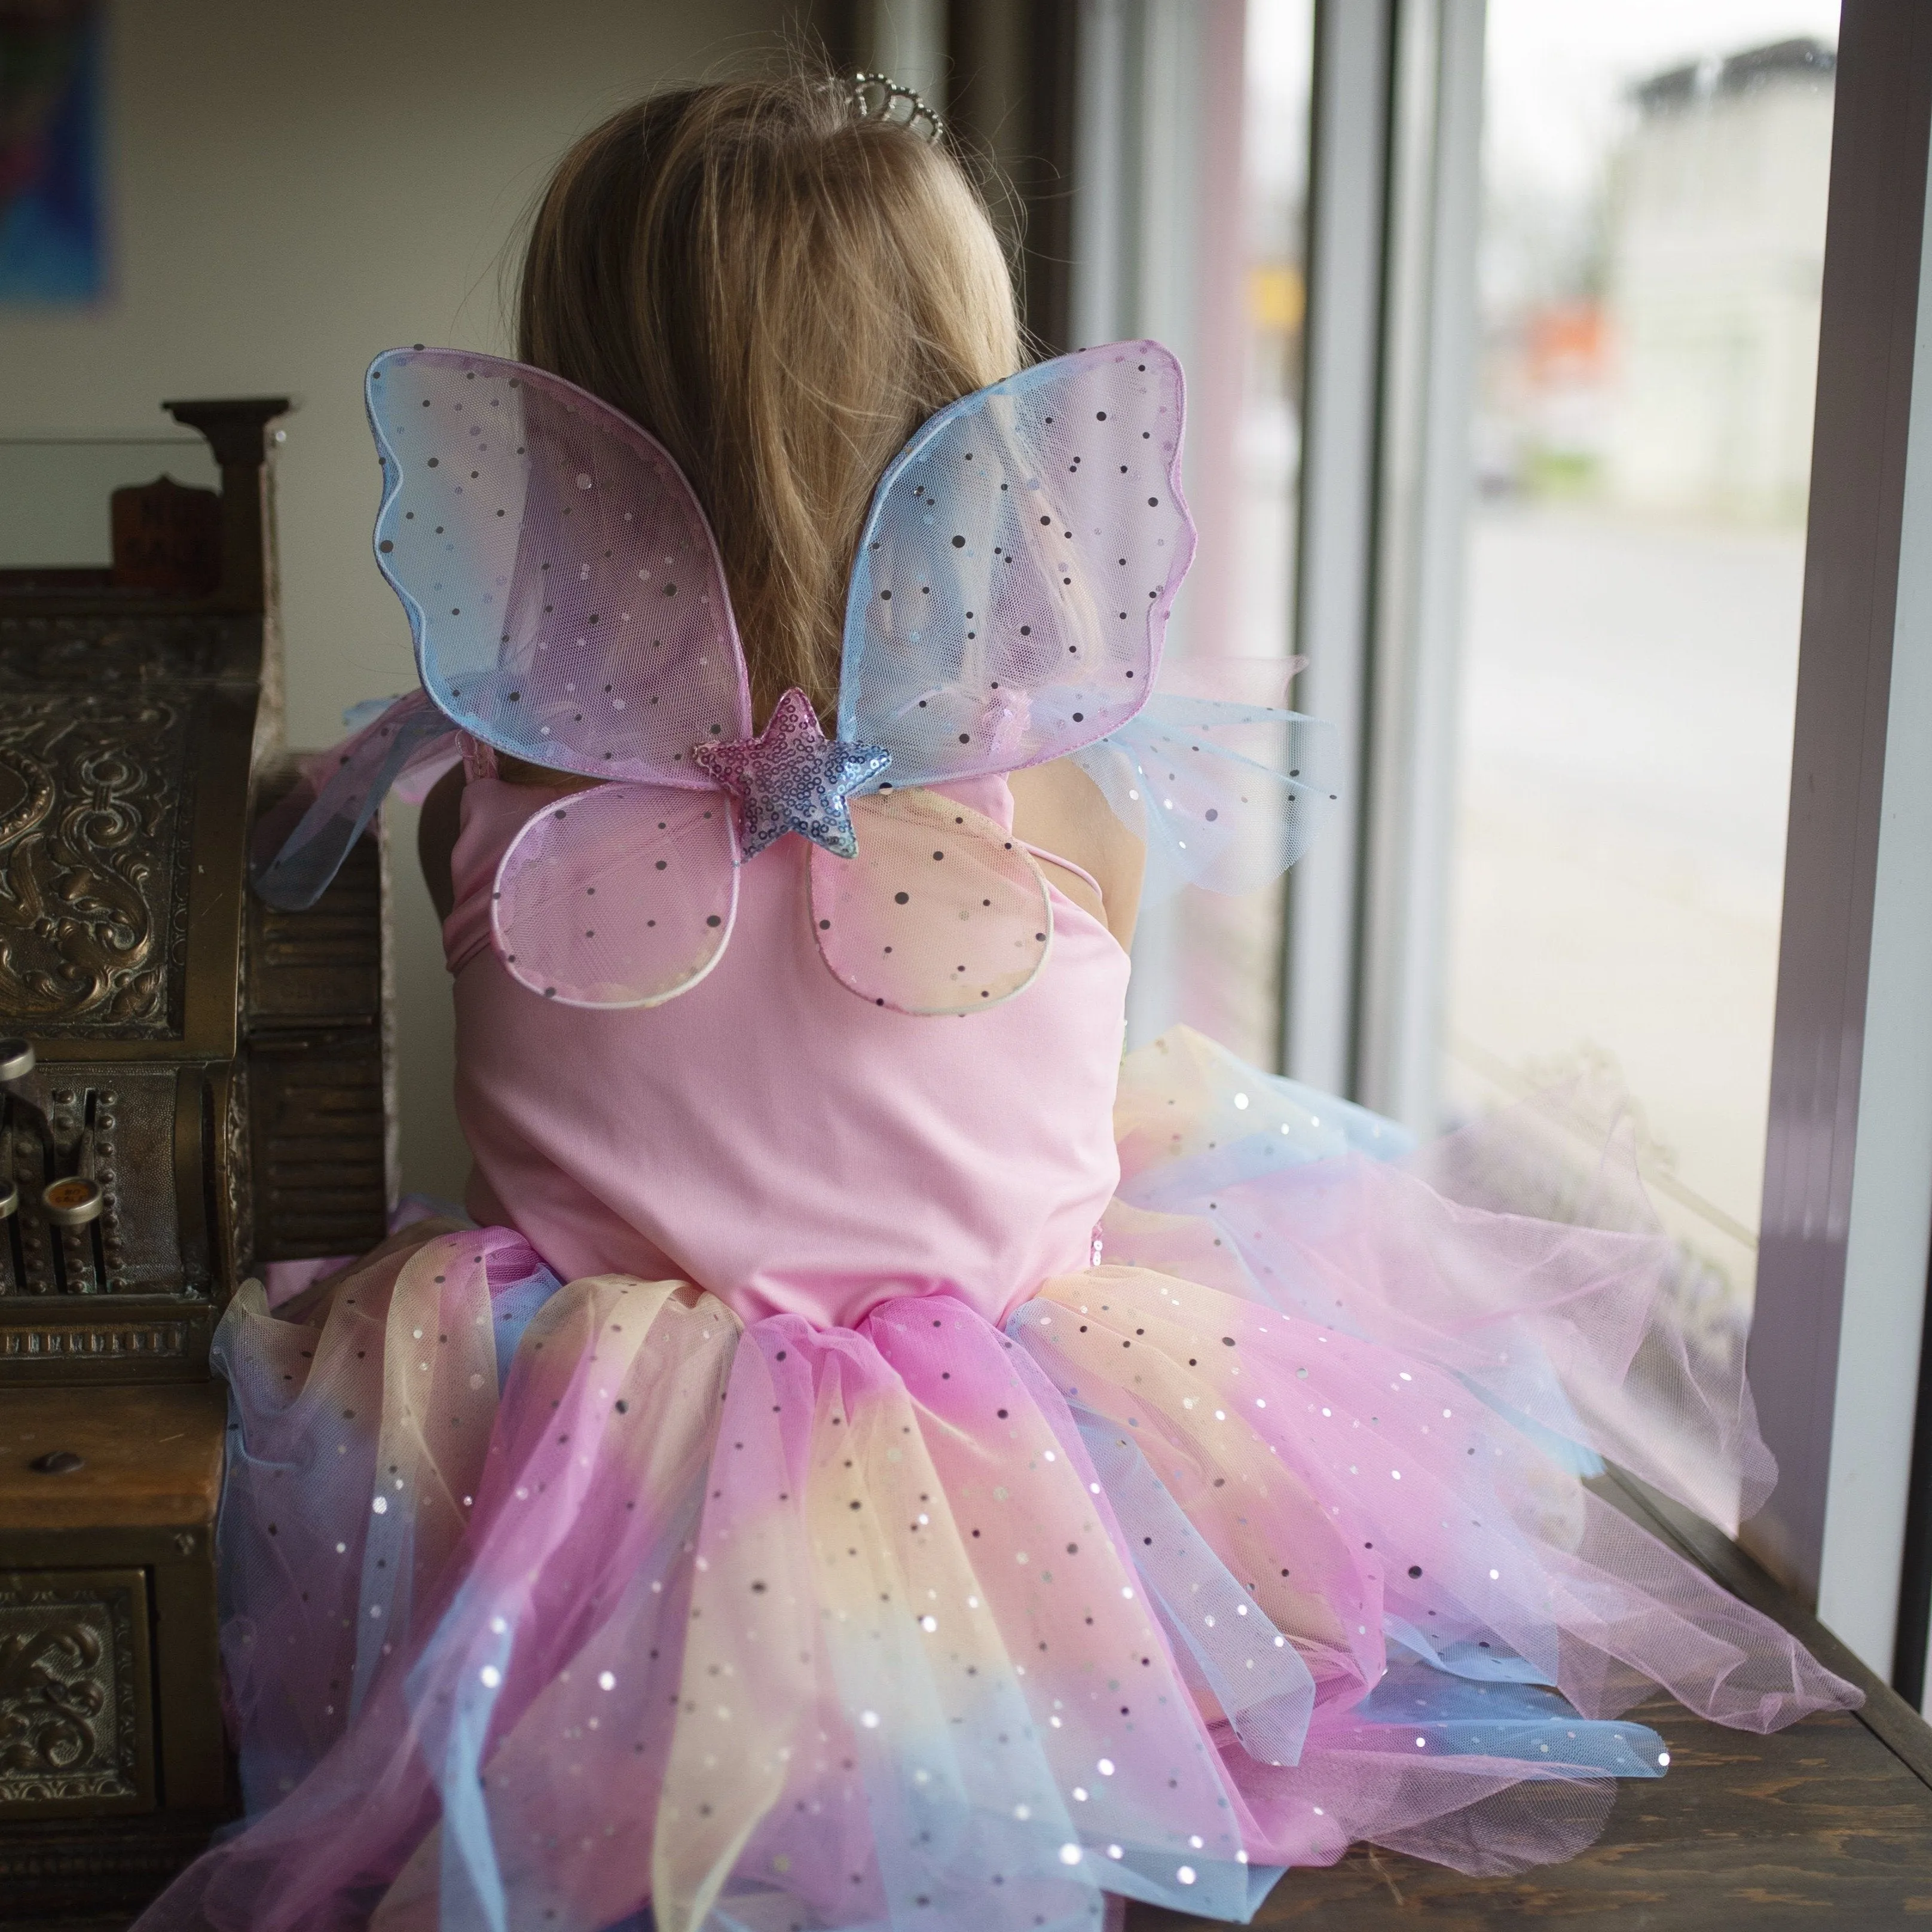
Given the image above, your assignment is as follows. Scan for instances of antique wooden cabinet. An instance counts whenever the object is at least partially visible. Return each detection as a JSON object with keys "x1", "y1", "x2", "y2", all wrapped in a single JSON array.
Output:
[{"x1": 0, "y1": 402, "x2": 395, "y2": 1919}]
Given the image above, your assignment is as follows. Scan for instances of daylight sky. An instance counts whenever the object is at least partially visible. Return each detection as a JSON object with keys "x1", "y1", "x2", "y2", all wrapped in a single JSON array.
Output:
[
  {"x1": 1485, "y1": 0, "x2": 1842, "y2": 200},
  {"x1": 1246, "y1": 0, "x2": 1842, "y2": 204}
]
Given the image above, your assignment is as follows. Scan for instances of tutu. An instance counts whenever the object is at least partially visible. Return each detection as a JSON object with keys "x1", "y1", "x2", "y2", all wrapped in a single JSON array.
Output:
[{"x1": 136, "y1": 1027, "x2": 1855, "y2": 1932}]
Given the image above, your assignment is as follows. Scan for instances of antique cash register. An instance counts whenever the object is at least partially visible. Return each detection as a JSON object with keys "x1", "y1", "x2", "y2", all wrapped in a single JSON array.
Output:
[{"x1": 0, "y1": 402, "x2": 396, "y2": 1919}]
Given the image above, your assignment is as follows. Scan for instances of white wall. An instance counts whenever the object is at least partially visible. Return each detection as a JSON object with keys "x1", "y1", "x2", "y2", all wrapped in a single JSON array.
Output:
[{"x1": 1, "y1": 0, "x2": 804, "y2": 1203}]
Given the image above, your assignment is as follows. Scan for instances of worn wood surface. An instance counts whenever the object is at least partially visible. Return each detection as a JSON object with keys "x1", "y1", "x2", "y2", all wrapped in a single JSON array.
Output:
[
  {"x1": 1137, "y1": 1699, "x2": 1932, "y2": 1930},
  {"x1": 1139, "y1": 1472, "x2": 1932, "y2": 1931},
  {"x1": 1, "y1": 1812, "x2": 231, "y2": 1930},
  {"x1": 0, "y1": 1383, "x2": 224, "y2": 1532}
]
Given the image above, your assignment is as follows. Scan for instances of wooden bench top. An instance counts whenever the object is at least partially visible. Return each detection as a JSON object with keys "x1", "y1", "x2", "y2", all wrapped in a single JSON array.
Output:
[{"x1": 0, "y1": 1381, "x2": 225, "y2": 1533}]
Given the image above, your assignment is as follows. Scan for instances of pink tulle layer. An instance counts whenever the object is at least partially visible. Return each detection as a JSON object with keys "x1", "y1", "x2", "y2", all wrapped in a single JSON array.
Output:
[{"x1": 134, "y1": 1031, "x2": 1856, "y2": 1932}]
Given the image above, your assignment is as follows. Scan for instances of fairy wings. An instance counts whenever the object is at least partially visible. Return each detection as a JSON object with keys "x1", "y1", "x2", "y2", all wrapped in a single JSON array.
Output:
[{"x1": 253, "y1": 343, "x2": 1333, "y2": 1015}]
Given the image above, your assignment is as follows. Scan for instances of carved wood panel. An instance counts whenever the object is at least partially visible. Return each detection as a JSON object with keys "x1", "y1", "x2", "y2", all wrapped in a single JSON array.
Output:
[
  {"x1": 0, "y1": 693, "x2": 196, "y2": 1038},
  {"x1": 0, "y1": 1569, "x2": 152, "y2": 1815},
  {"x1": 246, "y1": 1042, "x2": 389, "y2": 1261},
  {"x1": 243, "y1": 774, "x2": 394, "y2": 1263},
  {"x1": 0, "y1": 613, "x2": 259, "y2": 689}
]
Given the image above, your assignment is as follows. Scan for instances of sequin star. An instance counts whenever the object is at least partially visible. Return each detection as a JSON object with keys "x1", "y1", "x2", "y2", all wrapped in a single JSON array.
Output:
[{"x1": 692, "y1": 687, "x2": 891, "y2": 860}]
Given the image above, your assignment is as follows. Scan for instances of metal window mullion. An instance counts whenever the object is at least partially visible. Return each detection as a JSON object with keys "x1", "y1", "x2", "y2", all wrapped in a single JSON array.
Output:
[
  {"x1": 1071, "y1": 0, "x2": 1223, "y2": 1050},
  {"x1": 1283, "y1": 0, "x2": 1398, "y2": 1095},
  {"x1": 1285, "y1": 0, "x2": 1483, "y2": 1122},
  {"x1": 1356, "y1": 0, "x2": 1484, "y2": 1129},
  {"x1": 1818, "y1": 35, "x2": 1932, "y2": 1690},
  {"x1": 1070, "y1": 0, "x2": 1132, "y2": 354}
]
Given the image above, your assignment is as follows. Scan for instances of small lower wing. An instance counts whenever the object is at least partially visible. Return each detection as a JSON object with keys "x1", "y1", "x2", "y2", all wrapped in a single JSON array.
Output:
[
  {"x1": 491, "y1": 781, "x2": 738, "y2": 1007},
  {"x1": 810, "y1": 788, "x2": 1052, "y2": 1014}
]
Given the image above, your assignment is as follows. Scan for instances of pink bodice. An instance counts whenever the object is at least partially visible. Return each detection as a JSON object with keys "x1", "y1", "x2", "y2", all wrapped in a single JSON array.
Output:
[{"x1": 443, "y1": 773, "x2": 1130, "y2": 1329}]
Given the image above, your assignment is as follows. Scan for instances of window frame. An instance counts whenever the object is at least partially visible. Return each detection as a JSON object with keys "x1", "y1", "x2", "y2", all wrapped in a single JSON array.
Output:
[{"x1": 1741, "y1": 0, "x2": 1932, "y2": 1705}]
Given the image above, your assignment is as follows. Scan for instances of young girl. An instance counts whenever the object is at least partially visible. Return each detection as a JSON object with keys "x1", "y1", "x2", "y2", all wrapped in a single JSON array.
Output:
[{"x1": 143, "y1": 72, "x2": 1854, "y2": 1932}]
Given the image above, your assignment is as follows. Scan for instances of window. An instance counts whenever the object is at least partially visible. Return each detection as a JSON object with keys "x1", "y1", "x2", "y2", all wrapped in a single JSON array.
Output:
[
  {"x1": 1074, "y1": 0, "x2": 1317, "y2": 1066},
  {"x1": 1178, "y1": 0, "x2": 1316, "y2": 1066},
  {"x1": 1441, "y1": 4, "x2": 1838, "y2": 1318}
]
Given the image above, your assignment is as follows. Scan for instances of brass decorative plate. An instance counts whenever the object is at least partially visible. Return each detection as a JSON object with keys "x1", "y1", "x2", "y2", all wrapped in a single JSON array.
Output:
[{"x1": 0, "y1": 1567, "x2": 154, "y2": 1815}]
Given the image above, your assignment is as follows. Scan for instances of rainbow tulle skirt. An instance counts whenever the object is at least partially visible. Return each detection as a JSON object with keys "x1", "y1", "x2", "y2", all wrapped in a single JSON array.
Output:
[{"x1": 136, "y1": 1031, "x2": 1855, "y2": 1932}]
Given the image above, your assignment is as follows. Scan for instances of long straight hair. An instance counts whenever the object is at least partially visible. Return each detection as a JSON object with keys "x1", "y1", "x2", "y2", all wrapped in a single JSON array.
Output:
[{"x1": 516, "y1": 76, "x2": 1023, "y2": 724}]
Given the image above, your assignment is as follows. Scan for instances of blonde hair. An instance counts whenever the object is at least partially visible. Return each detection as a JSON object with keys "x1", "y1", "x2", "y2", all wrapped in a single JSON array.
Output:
[{"x1": 516, "y1": 75, "x2": 1023, "y2": 724}]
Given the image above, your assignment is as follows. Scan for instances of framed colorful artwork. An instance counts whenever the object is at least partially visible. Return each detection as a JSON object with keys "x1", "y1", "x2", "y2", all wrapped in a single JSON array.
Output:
[{"x1": 0, "y1": 0, "x2": 105, "y2": 304}]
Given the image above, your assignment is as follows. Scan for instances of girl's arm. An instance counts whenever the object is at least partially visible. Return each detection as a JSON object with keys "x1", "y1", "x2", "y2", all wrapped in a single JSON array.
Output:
[{"x1": 418, "y1": 763, "x2": 464, "y2": 922}]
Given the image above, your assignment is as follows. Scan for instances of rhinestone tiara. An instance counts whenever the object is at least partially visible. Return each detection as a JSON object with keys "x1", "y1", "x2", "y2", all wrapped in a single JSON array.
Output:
[{"x1": 846, "y1": 71, "x2": 944, "y2": 143}]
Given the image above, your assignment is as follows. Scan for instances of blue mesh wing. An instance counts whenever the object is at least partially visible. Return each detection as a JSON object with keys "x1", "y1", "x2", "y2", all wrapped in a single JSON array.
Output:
[
  {"x1": 252, "y1": 690, "x2": 457, "y2": 910},
  {"x1": 366, "y1": 348, "x2": 752, "y2": 786},
  {"x1": 838, "y1": 343, "x2": 1193, "y2": 784},
  {"x1": 1072, "y1": 680, "x2": 1338, "y2": 903}
]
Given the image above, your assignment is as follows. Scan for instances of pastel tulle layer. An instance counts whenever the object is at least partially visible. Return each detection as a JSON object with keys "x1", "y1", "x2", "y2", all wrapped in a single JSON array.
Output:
[{"x1": 137, "y1": 1033, "x2": 1857, "y2": 1932}]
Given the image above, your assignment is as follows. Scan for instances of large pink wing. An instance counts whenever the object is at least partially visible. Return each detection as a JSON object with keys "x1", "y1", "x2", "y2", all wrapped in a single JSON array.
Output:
[
  {"x1": 809, "y1": 790, "x2": 1052, "y2": 1014},
  {"x1": 491, "y1": 782, "x2": 739, "y2": 1008},
  {"x1": 836, "y1": 342, "x2": 1193, "y2": 784},
  {"x1": 368, "y1": 348, "x2": 751, "y2": 785}
]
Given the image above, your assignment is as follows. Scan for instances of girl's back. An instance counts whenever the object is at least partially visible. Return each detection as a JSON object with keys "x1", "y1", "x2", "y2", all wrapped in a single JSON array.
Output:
[{"x1": 446, "y1": 760, "x2": 1129, "y2": 1325}]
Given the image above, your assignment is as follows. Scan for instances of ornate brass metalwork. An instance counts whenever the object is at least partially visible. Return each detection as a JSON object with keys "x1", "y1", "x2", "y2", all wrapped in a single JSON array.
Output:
[
  {"x1": 0, "y1": 613, "x2": 258, "y2": 691},
  {"x1": 0, "y1": 1569, "x2": 152, "y2": 1813},
  {"x1": 0, "y1": 402, "x2": 283, "y2": 1379},
  {"x1": 0, "y1": 693, "x2": 193, "y2": 1037},
  {"x1": 1, "y1": 1319, "x2": 191, "y2": 1365},
  {"x1": 0, "y1": 396, "x2": 397, "y2": 1913},
  {"x1": 0, "y1": 613, "x2": 264, "y2": 1065},
  {"x1": 0, "y1": 396, "x2": 393, "y2": 1393}
]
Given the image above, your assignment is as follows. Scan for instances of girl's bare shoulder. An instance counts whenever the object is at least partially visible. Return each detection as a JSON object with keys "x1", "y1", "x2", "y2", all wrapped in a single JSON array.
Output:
[{"x1": 1007, "y1": 757, "x2": 1145, "y2": 949}]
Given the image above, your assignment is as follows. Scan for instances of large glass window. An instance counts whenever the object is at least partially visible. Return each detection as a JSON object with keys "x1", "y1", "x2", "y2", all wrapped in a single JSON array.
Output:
[
  {"x1": 1133, "y1": 0, "x2": 1315, "y2": 1067},
  {"x1": 1442, "y1": 3, "x2": 1839, "y2": 1310}
]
